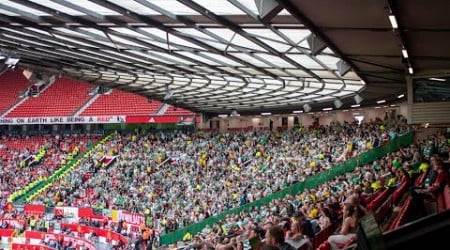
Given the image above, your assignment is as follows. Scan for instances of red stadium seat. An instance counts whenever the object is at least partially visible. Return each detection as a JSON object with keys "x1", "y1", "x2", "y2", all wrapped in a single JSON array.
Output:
[
  {"x1": 0, "y1": 70, "x2": 29, "y2": 114},
  {"x1": 164, "y1": 106, "x2": 194, "y2": 115},
  {"x1": 6, "y1": 77, "x2": 92, "y2": 117},
  {"x1": 81, "y1": 90, "x2": 163, "y2": 116}
]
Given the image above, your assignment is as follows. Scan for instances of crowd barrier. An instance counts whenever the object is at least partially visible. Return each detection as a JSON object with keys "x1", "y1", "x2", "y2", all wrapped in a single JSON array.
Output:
[
  {"x1": 25, "y1": 231, "x2": 96, "y2": 250},
  {"x1": 11, "y1": 243, "x2": 54, "y2": 250},
  {"x1": 0, "y1": 229, "x2": 95, "y2": 249},
  {"x1": 0, "y1": 225, "x2": 124, "y2": 249},
  {"x1": 159, "y1": 131, "x2": 414, "y2": 245},
  {"x1": 4, "y1": 204, "x2": 143, "y2": 238},
  {"x1": 0, "y1": 229, "x2": 15, "y2": 243},
  {"x1": 59, "y1": 224, "x2": 126, "y2": 246}
]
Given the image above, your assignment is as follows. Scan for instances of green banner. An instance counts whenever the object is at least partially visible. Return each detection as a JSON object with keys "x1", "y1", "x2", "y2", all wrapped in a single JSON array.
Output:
[{"x1": 159, "y1": 131, "x2": 414, "y2": 245}]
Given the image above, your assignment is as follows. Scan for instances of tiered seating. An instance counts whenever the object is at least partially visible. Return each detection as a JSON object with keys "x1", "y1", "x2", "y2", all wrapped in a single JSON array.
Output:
[
  {"x1": 370, "y1": 184, "x2": 410, "y2": 225},
  {"x1": 81, "y1": 90, "x2": 162, "y2": 116},
  {"x1": 164, "y1": 105, "x2": 194, "y2": 115},
  {"x1": 312, "y1": 222, "x2": 340, "y2": 249},
  {"x1": 389, "y1": 196, "x2": 413, "y2": 230},
  {"x1": 0, "y1": 147, "x2": 11, "y2": 159},
  {"x1": 439, "y1": 185, "x2": 450, "y2": 212},
  {"x1": 0, "y1": 135, "x2": 101, "y2": 199},
  {"x1": 364, "y1": 189, "x2": 382, "y2": 205},
  {"x1": 0, "y1": 136, "x2": 46, "y2": 158},
  {"x1": 6, "y1": 77, "x2": 92, "y2": 117},
  {"x1": 374, "y1": 196, "x2": 392, "y2": 224},
  {"x1": 414, "y1": 171, "x2": 428, "y2": 187},
  {"x1": 0, "y1": 70, "x2": 30, "y2": 114},
  {"x1": 391, "y1": 181, "x2": 410, "y2": 205},
  {"x1": 58, "y1": 135, "x2": 98, "y2": 153},
  {"x1": 367, "y1": 188, "x2": 392, "y2": 211},
  {"x1": 386, "y1": 171, "x2": 429, "y2": 231}
]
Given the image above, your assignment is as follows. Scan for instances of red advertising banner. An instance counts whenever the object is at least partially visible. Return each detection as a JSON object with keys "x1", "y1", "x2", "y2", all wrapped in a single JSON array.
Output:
[
  {"x1": 24, "y1": 204, "x2": 45, "y2": 215},
  {"x1": 61, "y1": 224, "x2": 127, "y2": 244},
  {"x1": 0, "y1": 229, "x2": 14, "y2": 237},
  {"x1": 78, "y1": 207, "x2": 105, "y2": 220},
  {"x1": 77, "y1": 207, "x2": 93, "y2": 218},
  {"x1": 118, "y1": 211, "x2": 145, "y2": 225},
  {"x1": 125, "y1": 115, "x2": 196, "y2": 124},
  {"x1": 25, "y1": 231, "x2": 96, "y2": 250},
  {"x1": 11, "y1": 243, "x2": 54, "y2": 250}
]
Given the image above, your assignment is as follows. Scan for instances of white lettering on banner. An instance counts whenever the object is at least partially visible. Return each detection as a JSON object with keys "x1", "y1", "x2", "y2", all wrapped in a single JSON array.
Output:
[
  {"x1": 0, "y1": 116, "x2": 126, "y2": 125},
  {"x1": 118, "y1": 211, "x2": 145, "y2": 225}
]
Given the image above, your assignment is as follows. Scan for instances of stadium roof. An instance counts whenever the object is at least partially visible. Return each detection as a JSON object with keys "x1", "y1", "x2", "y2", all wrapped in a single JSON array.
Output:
[{"x1": 0, "y1": 0, "x2": 449, "y2": 115}]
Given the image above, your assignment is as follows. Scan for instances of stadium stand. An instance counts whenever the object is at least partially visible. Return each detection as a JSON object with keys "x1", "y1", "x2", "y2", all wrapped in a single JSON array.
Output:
[
  {"x1": 0, "y1": 134, "x2": 101, "y2": 204},
  {"x1": 0, "y1": 70, "x2": 29, "y2": 114},
  {"x1": 5, "y1": 77, "x2": 92, "y2": 117},
  {"x1": 15, "y1": 119, "x2": 412, "y2": 248},
  {"x1": 0, "y1": 135, "x2": 45, "y2": 160},
  {"x1": 163, "y1": 106, "x2": 195, "y2": 116},
  {"x1": 1, "y1": 125, "x2": 448, "y2": 250},
  {"x1": 0, "y1": 70, "x2": 447, "y2": 250},
  {"x1": 80, "y1": 90, "x2": 163, "y2": 116},
  {"x1": 1, "y1": 2, "x2": 449, "y2": 250}
]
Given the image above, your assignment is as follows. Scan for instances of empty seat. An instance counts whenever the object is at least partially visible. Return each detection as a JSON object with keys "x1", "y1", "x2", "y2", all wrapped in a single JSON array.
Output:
[
  {"x1": 0, "y1": 70, "x2": 30, "y2": 114},
  {"x1": 6, "y1": 77, "x2": 92, "y2": 117},
  {"x1": 163, "y1": 106, "x2": 194, "y2": 115},
  {"x1": 81, "y1": 90, "x2": 162, "y2": 116}
]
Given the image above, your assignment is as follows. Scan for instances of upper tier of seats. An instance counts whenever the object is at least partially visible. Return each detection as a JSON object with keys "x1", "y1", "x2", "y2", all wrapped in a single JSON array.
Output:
[
  {"x1": 0, "y1": 70, "x2": 194, "y2": 117},
  {"x1": 6, "y1": 77, "x2": 92, "y2": 117},
  {"x1": 0, "y1": 135, "x2": 46, "y2": 160},
  {"x1": 80, "y1": 90, "x2": 162, "y2": 116},
  {"x1": 164, "y1": 106, "x2": 194, "y2": 115},
  {"x1": 0, "y1": 70, "x2": 30, "y2": 114}
]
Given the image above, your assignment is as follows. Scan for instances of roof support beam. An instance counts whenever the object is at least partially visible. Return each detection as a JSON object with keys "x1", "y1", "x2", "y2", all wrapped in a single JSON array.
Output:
[
  {"x1": 50, "y1": 0, "x2": 106, "y2": 20},
  {"x1": 228, "y1": 0, "x2": 345, "y2": 87},
  {"x1": 350, "y1": 58, "x2": 404, "y2": 72},
  {"x1": 254, "y1": 0, "x2": 283, "y2": 22},
  {"x1": 0, "y1": 2, "x2": 42, "y2": 21},
  {"x1": 8, "y1": 0, "x2": 257, "y2": 79},
  {"x1": 276, "y1": 0, "x2": 367, "y2": 84},
  {"x1": 179, "y1": 0, "x2": 324, "y2": 84},
  {"x1": 0, "y1": 12, "x2": 199, "y2": 76},
  {"x1": 0, "y1": 25, "x2": 160, "y2": 73},
  {"x1": 91, "y1": 0, "x2": 279, "y2": 80}
]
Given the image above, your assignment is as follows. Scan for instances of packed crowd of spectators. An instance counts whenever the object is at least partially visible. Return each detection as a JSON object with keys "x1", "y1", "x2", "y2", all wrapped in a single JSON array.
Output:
[
  {"x1": 173, "y1": 132, "x2": 449, "y2": 250},
  {"x1": 0, "y1": 115, "x2": 449, "y2": 250},
  {"x1": 27, "y1": 137, "x2": 119, "y2": 208},
  {"x1": 28, "y1": 117, "x2": 411, "y2": 235},
  {"x1": 0, "y1": 134, "x2": 100, "y2": 207}
]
